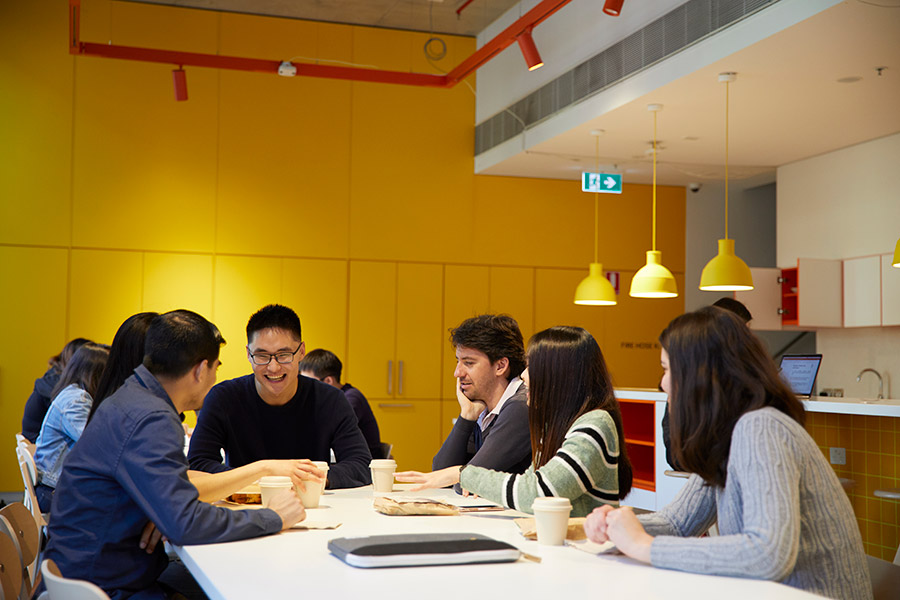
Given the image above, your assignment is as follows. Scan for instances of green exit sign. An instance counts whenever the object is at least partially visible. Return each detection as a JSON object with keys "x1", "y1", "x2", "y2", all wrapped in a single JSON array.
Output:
[{"x1": 582, "y1": 172, "x2": 622, "y2": 194}]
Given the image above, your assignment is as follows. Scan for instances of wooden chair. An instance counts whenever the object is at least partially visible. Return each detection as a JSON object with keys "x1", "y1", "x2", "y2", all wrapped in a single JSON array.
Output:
[
  {"x1": 41, "y1": 559, "x2": 110, "y2": 600},
  {"x1": 14, "y1": 447, "x2": 46, "y2": 581},
  {"x1": 867, "y1": 554, "x2": 900, "y2": 600},
  {"x1": 0, "y1": 503, "x2": 39, "y2": 600},
  {"x1": 0, "y1": 525, "x2": 23, "y2": 600},
  {"x1": 15, "y1": 434, "x2": 35, "y2": 458}
]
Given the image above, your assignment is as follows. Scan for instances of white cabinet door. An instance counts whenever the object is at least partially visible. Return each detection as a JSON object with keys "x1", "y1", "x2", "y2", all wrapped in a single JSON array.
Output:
[
  {"x1": 882, "y1": 253, "x2": 900, "y2": 326},
  {"x1": 843, "y1": 256, "x2": 881, "y2": 327},
  {"x1": 735, "y1": 267, "x2": 782, "y2": 330},
  {"x1": 798, "y1": 258, "x2": 842, "y2": 327}
]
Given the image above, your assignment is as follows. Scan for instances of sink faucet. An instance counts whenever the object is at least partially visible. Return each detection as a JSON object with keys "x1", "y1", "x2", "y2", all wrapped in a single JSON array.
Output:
[{"x1": 857, "y1": 368, "x2": 884, "y2": 400}]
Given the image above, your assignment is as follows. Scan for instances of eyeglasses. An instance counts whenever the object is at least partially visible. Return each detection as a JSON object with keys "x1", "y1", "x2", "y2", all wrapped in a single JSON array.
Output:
[{"x1": 247, "y1": 344, "x2": 302, "y2": 366}]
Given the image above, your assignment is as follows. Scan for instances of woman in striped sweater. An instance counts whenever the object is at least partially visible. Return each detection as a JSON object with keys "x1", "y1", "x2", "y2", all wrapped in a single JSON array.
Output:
[{"x1": 396, "y1": 326, "x2": 632, "y2": 517}]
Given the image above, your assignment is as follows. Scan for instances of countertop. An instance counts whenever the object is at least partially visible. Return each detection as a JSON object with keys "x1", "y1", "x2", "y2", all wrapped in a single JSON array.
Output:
[{"x1": 803, "y1": 396, "x2": 900, "y2": 417}]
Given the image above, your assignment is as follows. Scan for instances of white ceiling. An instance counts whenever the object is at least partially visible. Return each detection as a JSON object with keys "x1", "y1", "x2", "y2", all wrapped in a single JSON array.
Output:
[{"x1": 123, "y1": 0, "x2": 900, "y2": 187}]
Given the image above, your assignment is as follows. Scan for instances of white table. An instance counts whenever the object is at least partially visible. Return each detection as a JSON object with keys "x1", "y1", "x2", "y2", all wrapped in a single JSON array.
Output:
[{"x1": 174, "y1": 486, "x2": 822, "y2": 600}]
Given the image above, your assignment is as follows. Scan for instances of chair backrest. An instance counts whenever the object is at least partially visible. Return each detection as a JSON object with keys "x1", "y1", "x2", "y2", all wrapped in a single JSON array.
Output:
[
  {"x1": 0, "y1": 504, "x2": 40, "y2": 600},
  {"x1": 377, "y1": 442, "x2": 393, "y2": 460},
  {"x1": 868, "y1": 554, "x2": 900, "y2": 600},
  {"x1": 41, "y1": 559, "x2": 110, "y2": 600},
  {"x1": 15, "y1": 433, "x2": 35, "y2": 458},
  {"x1": 15, "y1": 447, "x2": 44, "y2": 584},
  {"x1": 0, "y1": 523, "x2": 23, "y2": 600}
]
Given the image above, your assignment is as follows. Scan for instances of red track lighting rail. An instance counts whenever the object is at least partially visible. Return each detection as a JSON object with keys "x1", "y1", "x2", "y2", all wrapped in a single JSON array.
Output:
[{"x1": 67, "y1": 0, "x2": 622, "y2": 89}]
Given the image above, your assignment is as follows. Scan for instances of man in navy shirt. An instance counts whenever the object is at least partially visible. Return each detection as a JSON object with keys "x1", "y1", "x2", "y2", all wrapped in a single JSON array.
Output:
[
  {"x1": 299, "y1": 348, "x2": 384, "y2": 459},
  {"x1": 188, "y1": 304, "x2": 371, "y2": 488},
  {"x1": 44, "y1": 310, "x2": 305, "y2": 600}
]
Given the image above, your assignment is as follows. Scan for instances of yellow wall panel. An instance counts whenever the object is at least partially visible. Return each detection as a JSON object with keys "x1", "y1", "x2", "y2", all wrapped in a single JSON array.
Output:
[
  {"x1": 490, "y1": 266, "x2": 535, "y2": 343},
  {"x1": 347, "y1": 261, "x2": 396, "y2": 395},
  {"x1": 281, "y1": 258, "x2": 348, "y2": 358},
  {"x1": 216, "y1": 69, "x2": 351, "y2": 258},
  {"x1": 349, "y1": 82, "x2": 475, "y2": 262},
  {"x1": 609, "y1": 184, "x2": 685, "y2": 272},
  {"x1": 105, "y1": 1, "x2": 219, "y2": 52},
  {"x1": 0, "y1": 247, "x2": 68, "y2": 489},
  {"x1": 219, "y1": 12, "x2": 322, "y2": 60},
  {"x1": 71, "y1": 57, "x2": 218, "y2": 252},
  {"x1": 601, "y1": 271, "x2": 685, "y2": 388},
  {"x1": 371, "y1": 399, "x2": 441, "y2": 472},
  {"x1": 473, "y1": 176, "x2": 594, "y2": 269},
  {"x1": 0, "y1": 0, "x2": 73, "y2": 246},
  {"x1": 68, "y1": 249, "x2": 143, "y2": 343},
  {"x1": 352, "y1": 26, "x2": 414, "y2": 72},
  {"x1": 534, "y1": 267, "x2": 607, "y2": 349},
  {"x1": 395, "y1": 263, "x2": 443, "y2": 399},
  {"x1": 442, "y1": 265, "x2": 490, "y2": 398},
  {"x1": 142, "y1": 253, "x2": 214, "y2": 316},
  {"x1": 213, "y1": 255, "x2": 283, "y2": 381}
]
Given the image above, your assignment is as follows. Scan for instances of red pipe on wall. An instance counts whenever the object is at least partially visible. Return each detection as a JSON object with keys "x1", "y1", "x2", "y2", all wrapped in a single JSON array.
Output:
[{"x1": 67, "y1": 0, "x2": 621, "y2": 89}]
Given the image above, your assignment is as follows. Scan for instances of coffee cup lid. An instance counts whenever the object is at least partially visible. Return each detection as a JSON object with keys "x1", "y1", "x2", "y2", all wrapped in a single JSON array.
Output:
[
  {"x1": 370, "y1": 459, "x2": 397, "y2": 467},
  {"x1": 531, "y1": 496, "x2": 572, "y2": 510},
  {"x1": 259, "y1": 476, "x2": 292, "y2": 485}
]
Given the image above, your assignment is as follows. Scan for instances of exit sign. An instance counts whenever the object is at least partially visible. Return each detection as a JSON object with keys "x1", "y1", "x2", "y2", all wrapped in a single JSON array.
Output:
[{"x1": 582, "y1": 172, "x2": 622, "y2": 194}]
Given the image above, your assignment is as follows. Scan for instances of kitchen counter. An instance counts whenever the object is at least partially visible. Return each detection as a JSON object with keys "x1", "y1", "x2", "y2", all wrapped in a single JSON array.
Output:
[{"x1": 802, "y1": 396, "x2": 900, "y2": 417}]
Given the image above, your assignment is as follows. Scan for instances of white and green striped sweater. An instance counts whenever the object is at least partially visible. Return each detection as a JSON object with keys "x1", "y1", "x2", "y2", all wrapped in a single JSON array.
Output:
[{"x1": 459, "y1": 409, "x2": 622, "y2": 517}]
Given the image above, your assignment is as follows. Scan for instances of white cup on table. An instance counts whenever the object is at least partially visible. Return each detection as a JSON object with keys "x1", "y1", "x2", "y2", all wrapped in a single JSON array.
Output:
[
  {"x1": 370, "y1": 459, "x2": 397, "y2": 493},
  {"x1": 531, "y1": 497, "x2": 572, "y2": 546},
  {"x1": 298, "y1": 461, "x2": 329, "y2": 508},
  {"x1": 258, "y1": 476, "x2": 293, "y2": 507}
]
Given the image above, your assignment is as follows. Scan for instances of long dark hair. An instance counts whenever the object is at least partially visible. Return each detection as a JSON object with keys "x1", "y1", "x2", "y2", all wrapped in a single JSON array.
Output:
[
  {"x1": 89, "y1": 312, "x2": 159, "y2": 421},
  {"x1": 660, "y1": 306, "x2": 805, "y2": 487},
  {"x1": 48, "y1": 337, "x2": 92, "y2": 373},
  {"x1": 50, "y1": 343, "x2": 110, "y2": 400},
  {"x1": 526, "y1": 326, "x2": 632, "y2": 499}
]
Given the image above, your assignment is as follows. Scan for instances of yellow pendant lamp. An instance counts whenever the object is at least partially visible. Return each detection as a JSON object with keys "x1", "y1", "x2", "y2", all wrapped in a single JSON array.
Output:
[
  {"x1": 700, "y1": 72, "x2": 754, "y2": 291},
  {"x1": 575, "y1": 130, "x2": 617, "y2": 305},
  {"x1": 630, "y1": 104, "x2": 678, "y2": 299}
]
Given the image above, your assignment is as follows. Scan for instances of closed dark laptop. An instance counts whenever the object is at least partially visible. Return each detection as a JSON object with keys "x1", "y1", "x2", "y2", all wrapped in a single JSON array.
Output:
[{"x1": 328, "y1": 533, "x2": 521, "y2": 568}]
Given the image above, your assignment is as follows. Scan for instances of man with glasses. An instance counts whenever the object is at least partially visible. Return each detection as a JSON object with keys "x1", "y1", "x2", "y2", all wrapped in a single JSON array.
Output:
[{"x1": 188, "y1": 304, "x2": 371, "y2": 488}]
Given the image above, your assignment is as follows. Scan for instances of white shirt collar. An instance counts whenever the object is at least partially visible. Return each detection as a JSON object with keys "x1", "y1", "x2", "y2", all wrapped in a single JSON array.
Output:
[{"x1": 479, "y1": 377, "x2": 523, "y2": 431}]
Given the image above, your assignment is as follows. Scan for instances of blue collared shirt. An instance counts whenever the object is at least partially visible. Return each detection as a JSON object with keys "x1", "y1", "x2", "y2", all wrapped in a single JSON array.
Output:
[{"x1": 44, "y1": 365, "x2": 282, "y2": 600}]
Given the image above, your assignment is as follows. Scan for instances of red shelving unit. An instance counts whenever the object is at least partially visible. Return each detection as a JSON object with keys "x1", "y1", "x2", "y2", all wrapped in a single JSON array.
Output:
[{"x1": 618, "y1": 398, "x2": 655, "y2": 491}]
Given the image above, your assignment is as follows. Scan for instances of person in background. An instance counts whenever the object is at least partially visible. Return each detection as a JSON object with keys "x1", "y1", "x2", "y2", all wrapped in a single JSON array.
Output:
[
  {"x1": 44, "y1": 310, "x2": 305, "y2": 600},
  {"x1": 661, "y1": 296, "x2": 752, "y2": 470},
  {"x1": 397, "y1": 326, "x2": 633, "y2": 518},
  {"x1": 21, "y1": 337, "x2": 92, "y2": 443},
  {"x1": 299, "y1": 349, "x2": 383, "y2": 459},
  {"x1": 431, "y1": 314, "x2": 532, "y2": 480},
  {"x1": 583, "y1": 307, "x2": 870, "y2": 600},
  {"x1": 189, "y1": 304, "x2": 371, "y2": 488},
  {"x1": 34, "y1": 342, "x2": 110, "y2": 512}
]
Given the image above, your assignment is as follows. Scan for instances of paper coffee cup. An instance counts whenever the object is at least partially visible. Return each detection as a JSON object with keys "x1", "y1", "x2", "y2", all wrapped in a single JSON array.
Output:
[
  {"x1": 298, "y1": 461, "x2": 329, "y2": 508},
  {"x1": 370, "y1": 459, "x2": 397, "y2": 493},
  {"x1": 258, "y1": 476, "x2": 293, "y2": 507},
  {"x1": 531, "y1": 497, "x2": 572, "y2": 546}
]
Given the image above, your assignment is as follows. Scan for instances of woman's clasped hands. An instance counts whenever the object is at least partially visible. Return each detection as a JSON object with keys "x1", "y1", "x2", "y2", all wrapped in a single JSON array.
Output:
[{"x1": 583, "y1": 505, "x2": 654, "y2": 564}]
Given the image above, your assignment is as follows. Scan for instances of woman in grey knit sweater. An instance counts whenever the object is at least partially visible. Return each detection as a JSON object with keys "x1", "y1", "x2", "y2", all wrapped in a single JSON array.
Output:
[
  {"x1": 584, "y1": 307, "x2": 871, "y2": 600},
  {"x1": 396, "y1": 326, "x2": 633, "y2": 516}
]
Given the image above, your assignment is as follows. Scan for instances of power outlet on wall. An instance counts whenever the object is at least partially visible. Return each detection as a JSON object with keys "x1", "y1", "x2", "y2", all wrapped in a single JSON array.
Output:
[{"x1": 829, "y1": 447, "x2": 846, "y2": 465}]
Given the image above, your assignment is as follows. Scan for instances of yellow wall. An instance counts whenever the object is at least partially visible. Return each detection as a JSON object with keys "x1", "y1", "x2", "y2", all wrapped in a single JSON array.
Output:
[{"x1": 0, "y1": 0, "x2": 685, "y2": 487}]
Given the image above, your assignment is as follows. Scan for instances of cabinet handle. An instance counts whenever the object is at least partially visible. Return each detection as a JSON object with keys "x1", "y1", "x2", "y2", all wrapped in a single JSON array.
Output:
[
  {"x1": 378, "y1": 403, "x2": 413, "y2": 409},
  {"x1": 398, "y1": 360, "x2": 404, "y2": 396},
  {"x1": 387, "y1": 360, "x2": 393, "y2": 396},
  {"x1": 777, "y1": 308, "x2": 789, "y2": 315},
  {"x1": 777, "y1": 276, "x2": 785, "y2": 284}
]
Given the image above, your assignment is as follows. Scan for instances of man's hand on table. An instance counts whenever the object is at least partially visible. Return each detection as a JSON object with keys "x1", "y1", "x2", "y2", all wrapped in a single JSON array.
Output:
[{"x1": 267, "y1": 489, "x2": 306, "y2": 530}]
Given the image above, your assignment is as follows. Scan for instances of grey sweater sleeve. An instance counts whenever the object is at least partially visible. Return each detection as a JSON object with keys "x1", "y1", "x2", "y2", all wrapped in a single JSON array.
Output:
[
  {"x1": 637, "y1": 474, "x2": 717, "y2": 537},
  {"x1": 644, "y1": 411, "x2": 805, "y2": 580}
]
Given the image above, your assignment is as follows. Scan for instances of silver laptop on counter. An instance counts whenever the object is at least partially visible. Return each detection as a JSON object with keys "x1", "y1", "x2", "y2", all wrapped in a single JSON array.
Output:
[{"x1": 779, "y1": 354, "x2": 823, "y2": 399}]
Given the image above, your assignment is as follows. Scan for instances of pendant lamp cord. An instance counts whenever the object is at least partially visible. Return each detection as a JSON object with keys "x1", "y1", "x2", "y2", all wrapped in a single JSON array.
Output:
[
  {"x1": 725, "y1": 79, "x2": 730, "y2": 240},
  {"x1": 652, "y1": 109, "x2": 657, "y2": 252},
  {"x1": 594, "y1": 135, "x2": 600, "y2": 263}
]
